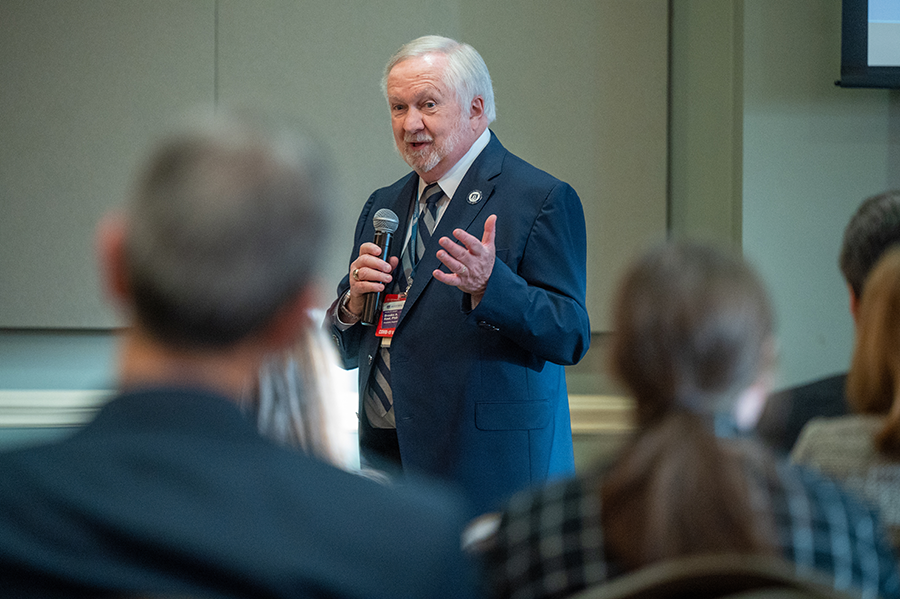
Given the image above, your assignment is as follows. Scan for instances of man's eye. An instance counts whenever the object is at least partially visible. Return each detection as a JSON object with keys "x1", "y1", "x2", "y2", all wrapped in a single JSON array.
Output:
[{"x1": 424, "y1": 101, "x2": 436, "y2": 109}]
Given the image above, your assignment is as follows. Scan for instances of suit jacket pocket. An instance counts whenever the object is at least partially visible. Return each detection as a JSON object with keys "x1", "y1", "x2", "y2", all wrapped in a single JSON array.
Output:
[{"x1": 475, "y1": 400, "x2": 550, "y2": 431}]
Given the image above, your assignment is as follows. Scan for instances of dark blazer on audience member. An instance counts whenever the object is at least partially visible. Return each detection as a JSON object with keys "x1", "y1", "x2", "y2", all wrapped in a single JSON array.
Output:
[
  {"x1": 0, "y1": 388, "x2": 481, "y2": 599},
  {"x1": 329, "y1": 132, "x2": 590, "y2": 514},
  {"x1": 756, "y1": 373, "x2": 849, "y2": 455}
]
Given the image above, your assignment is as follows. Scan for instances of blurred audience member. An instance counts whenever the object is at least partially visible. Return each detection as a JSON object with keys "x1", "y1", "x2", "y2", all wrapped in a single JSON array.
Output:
[
  {"x1": 793, "y1": 246, "x2": 900, "y2": 548},
  {"x1": 483, "y1": 241, "x2": 900, "y2": 599},
  {"x1": 244, "y1": 321, "x2": 356, "y2": 469},
  {"x1": 758, "y1": 190, "x2": 900, "y2": 455},
  {"x1": 0, "y1": 110, "x2": 481, "y2": 599}
]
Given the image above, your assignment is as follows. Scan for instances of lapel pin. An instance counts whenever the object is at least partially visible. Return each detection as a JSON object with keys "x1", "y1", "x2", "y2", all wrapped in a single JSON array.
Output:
[{"x1": 467, "y1": 190, "x2": 483, "y2": 204}]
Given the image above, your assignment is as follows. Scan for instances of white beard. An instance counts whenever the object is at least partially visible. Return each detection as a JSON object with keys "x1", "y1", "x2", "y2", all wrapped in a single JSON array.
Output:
[{"x1": 399, "y1": 115, "x2": 468, "y2": 174}]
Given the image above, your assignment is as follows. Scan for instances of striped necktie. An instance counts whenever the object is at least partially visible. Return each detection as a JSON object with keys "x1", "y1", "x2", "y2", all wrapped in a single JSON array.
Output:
[{"x1": 399, "y1": 182, "x2": 444, "y2": 292}]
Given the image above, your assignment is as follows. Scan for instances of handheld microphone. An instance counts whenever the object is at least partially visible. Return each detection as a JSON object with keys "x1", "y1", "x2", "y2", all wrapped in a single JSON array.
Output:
[{"x1": 361, "y1": 208, "x2": 399, "y2": 326}]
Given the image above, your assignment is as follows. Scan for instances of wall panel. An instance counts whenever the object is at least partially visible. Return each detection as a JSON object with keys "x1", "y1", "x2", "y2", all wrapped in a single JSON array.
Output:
[{"x1": 0, "y1": 1, "x2": 215, "y2": 327}]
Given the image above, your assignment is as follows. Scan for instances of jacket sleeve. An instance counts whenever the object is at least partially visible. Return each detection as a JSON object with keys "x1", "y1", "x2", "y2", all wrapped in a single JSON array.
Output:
[
  {"x1": 467, "y1": 180, "x2": 590, "y2": 366},
  {"x1": 323, "y1": 193, "x2": 378, "y2": 371}
]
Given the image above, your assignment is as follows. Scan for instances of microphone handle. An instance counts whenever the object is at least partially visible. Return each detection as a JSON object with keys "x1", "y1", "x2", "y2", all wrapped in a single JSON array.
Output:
[{"x1": 361, "y1": 230, "x2": 393, "y2": 325}]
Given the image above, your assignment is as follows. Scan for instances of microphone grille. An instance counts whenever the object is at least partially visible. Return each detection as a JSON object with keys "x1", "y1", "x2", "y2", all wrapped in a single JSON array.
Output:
[{"x1": 373, "y1": 208, "x2": 399, "y2": 233}]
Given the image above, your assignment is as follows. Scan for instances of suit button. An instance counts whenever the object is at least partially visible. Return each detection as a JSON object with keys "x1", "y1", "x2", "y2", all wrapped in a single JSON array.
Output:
[
  {"x1": 478, "y1": 320, "x2": 500, "y2": 331},
  {"x1": 368, "y1": 354, "x2": 373, "y2": 364}
]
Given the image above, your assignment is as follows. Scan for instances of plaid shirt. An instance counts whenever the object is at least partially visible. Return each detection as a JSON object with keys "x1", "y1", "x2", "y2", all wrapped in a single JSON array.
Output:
[{"x1": 485, "y1": 453, "x2": 900, "y2": 599}]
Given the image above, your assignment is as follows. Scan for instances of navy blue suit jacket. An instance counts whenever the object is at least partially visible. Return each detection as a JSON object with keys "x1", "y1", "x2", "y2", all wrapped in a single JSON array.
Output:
[{"x1": 329, "y1": 132, "x2": 590, "y2": 513}]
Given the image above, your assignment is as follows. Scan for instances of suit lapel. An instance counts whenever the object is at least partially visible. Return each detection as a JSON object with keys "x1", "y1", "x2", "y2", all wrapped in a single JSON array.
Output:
[
  {"x1": 398, "y1": 133, "x2": 505, "y2": 321},
  {"x1": 390, "y1": 175, "x2": 419, "y2": 256}
]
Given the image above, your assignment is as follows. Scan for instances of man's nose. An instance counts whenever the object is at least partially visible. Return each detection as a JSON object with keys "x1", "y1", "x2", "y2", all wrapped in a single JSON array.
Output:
[{"x1": 404, "y1": 108, "x2": 424, "y2": 133}]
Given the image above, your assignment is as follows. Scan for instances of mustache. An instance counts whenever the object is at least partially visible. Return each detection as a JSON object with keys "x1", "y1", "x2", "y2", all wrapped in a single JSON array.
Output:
[{"x1": 404, "y1": 134, "x2": 434, "y2": 144}]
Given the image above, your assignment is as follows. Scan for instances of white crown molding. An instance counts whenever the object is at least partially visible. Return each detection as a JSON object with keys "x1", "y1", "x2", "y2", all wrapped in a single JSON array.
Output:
[
  {"x1": 0, "y1": 390, "x2": 112, "y2": 428},
  {"x1": 0, "y1": 390, "x2": 636, "y2": 434},
  {"x1": 568, "y1": 394, "x2": 635, "y2": 434}
]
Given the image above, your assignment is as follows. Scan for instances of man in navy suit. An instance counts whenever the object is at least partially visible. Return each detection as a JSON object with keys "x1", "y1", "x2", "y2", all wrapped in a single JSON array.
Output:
[
  {"x1": 0, "y1": 111, "x2": 481, "y2": 599},
  {"x1": 328, "y1": 36, "x2": 591, "y2": 514}
]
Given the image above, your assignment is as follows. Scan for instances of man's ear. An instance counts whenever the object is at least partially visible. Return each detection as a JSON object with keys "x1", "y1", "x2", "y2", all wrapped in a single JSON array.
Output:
[
  {"x1": 259, "y1": 286, "x2": 317, "y2": 352},
  {"x1": 95, "y1": 213, "x2": 131, "y2": 307},
  {"x1": 469, "y1": 95, "x2": 485, "y2": 121}
]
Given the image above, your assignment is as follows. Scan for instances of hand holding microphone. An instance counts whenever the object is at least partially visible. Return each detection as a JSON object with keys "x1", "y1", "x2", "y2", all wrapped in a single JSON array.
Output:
[
  {"x1": 344, "y1": 209, "x2": 399, "y2": 326},
  {"x1": 361, "y1": 209, "x2": 399, "y2": 325}
]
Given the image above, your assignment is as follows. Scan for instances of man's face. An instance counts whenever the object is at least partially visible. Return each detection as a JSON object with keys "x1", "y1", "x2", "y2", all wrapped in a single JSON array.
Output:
[{"x1": 386, "y1": 54, "x2": 474, "y2": 182}]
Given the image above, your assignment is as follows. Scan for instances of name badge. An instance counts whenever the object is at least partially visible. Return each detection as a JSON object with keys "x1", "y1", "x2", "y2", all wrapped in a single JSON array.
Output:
[{"x1": 376, "y1": 293, "x2": 406, "y2": 346}]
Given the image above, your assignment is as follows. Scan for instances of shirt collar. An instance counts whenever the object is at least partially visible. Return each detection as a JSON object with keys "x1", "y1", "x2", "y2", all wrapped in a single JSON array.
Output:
[{"x1": 418, "y1": 128, "x2": 491, "y2": 200}]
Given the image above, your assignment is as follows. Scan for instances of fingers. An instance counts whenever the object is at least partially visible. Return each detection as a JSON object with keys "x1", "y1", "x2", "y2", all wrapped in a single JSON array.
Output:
[
  {"x1": 433, "y1": 215, "x2": 497, "y2": 297},
  {"x1": 447, "y1": 228, "x2": 482, "y2": 256},
  {"x1": 433, "y1": 246, "x2": 486, "y2": 296},
  {"x1": 431, "y1": 268, "x2": 457, "y2": 286},
  {"x1": 435, "y1": 243, "x2": 467, "y2": 275},
  {"x1": 437, "y1": 236, "x2": 468, "y2": 264},
  {"x1": 446, "y1": 214, "x2": 497, "y2": 256},
  {"x1": 358, "y1": 242, "x2": 392, "y2": 264},
  {"x1": 350, "y1": 243, "x2": 395, "y2": 292},
  {"x1": 482, "y1": 214, "x2": 497, "y2": 247},
  {"x1": 356, "y1": 243, "x2": 393, "y2": 274},
  {"x1": 438, "y1": 214, "x2": 497, "y2": 263},
  {"x1": 344, "y1": 248, "x2": 397, "y2": 318}
]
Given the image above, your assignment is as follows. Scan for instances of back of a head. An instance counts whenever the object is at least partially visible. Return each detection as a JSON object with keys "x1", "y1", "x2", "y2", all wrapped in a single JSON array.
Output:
[
  {"x1": 839, "y1": 190, "x2": 900, "y2": 299},
  {"x1": 381, "y1": 35, "x2": 496, "y2": 124},
  {"x1": 602, "y1": 241, "x2": 777, "y2": 568},
  {"x1": 610, "y1": 241, "x2": 774, "y2": 424},
  {"x1": 124, "y1": 110, "x2": 330, "y2": 349},
  {"x1": 847, "y1": 246, "x2": 900, "y2": 456}
]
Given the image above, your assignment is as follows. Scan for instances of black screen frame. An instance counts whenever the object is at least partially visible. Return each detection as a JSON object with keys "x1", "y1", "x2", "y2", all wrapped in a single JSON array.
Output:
[{"x1": 839, "y1": 0, "x2": 900, "y2": 88}]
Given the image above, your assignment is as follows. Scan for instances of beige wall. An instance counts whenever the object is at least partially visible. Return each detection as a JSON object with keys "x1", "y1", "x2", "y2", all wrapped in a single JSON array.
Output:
[
  {"x1": 0, "y1": 2, "x2": 215, "y2": 328},
  {"x1": 669, "y1": 0, "x2": 743, "y2": 250}
]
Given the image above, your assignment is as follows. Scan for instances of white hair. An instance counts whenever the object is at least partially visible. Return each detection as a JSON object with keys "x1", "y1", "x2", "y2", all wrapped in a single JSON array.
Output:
[{"x1": 381, "y1": 35, "x2": 496, "y2": 123}]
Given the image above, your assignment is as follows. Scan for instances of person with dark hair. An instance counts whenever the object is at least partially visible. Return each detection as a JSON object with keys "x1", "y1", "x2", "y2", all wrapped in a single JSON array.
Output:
[
  {"x1": 839, "y1": 190, "x2": 900, "y2": 301},
  {"x1": 0, "y1": 110, "x2": 481, "y2": 599},
  {"x1": 483, "y1": 241, "x2": 900, "y2": 599},
  {"x1": 793, "y1": 246, "x2": 900, "y2": 548},
  {"x1": 327, "y1": 35, "x2": 590, "y2": 513},
  {"x1": 758, "y1": 190, "x2": 900, "y2": 455}
]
